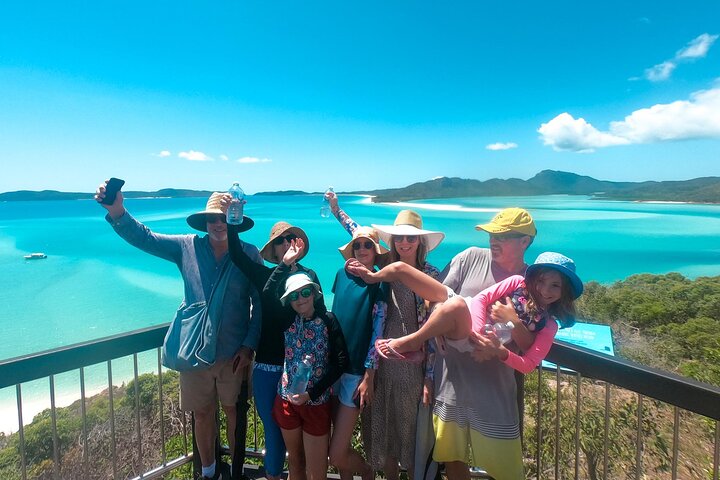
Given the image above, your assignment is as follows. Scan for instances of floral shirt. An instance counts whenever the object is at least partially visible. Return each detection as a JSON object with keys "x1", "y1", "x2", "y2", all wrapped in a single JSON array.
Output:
[
  {"x1": 503, "y1": 286, "x2": 548, "y2": 332},
  {"x1": 280, "y1": 314, "x2": 332, "y2": 405}
]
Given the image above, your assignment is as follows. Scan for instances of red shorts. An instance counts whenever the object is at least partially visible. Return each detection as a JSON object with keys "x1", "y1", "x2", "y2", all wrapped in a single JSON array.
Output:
[{"x1": 271, "y1": 395, "x2": 331, "y2": 436}]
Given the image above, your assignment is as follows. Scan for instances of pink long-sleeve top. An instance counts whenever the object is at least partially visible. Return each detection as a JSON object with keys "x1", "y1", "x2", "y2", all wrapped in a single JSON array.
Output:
[{"x1": 469, "y1": 274, "x2": 559, "y2": 374}]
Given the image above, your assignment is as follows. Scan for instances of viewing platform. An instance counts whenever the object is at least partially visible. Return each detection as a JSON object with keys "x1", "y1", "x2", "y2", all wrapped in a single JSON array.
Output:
[{"x1": 1, "y1": 324, "x2": 719, "y2": 480}]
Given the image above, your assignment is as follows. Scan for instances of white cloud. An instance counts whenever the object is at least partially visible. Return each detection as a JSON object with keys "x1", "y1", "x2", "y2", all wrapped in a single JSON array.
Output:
[
  {"x1": 219, "y1": 154, "x2": 229, "y2": 161},
  {"x1": 641, "y1": 33, "x2": 718, "y2": 82},
  {"x1": 538, "y1": 86, "x2": 720, "y2": 152},
  {"x1": 179, "y1": 150, "x2": 212, "y2": 161},
  {"x1": 485, "y1": 142, "x2": 518, "y2": 151},
  {"x1": 676, "y1": 33, "x2": 718, "y2": 59},
  {"x1": 237, "y1": 157, "x2": 272, "y2": 164},
  {"x1": 538, "y1": 113, "x2": 629, "y2": 153},
  {"x1": 644, "y1": 61, "x2": 676, "y2": 82},
  {"x1": 152, "y1": 150, "x2": 172, "y2": 157}
]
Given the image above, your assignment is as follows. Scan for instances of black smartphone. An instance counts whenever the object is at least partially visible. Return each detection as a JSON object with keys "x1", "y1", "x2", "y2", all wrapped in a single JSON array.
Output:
[{"x1": 101, "y1": 177, "x2": 125, "y2": 205}]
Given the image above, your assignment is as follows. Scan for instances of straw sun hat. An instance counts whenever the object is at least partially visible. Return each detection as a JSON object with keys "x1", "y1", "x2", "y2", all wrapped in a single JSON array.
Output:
[
  {"x1": 186, "y1": 192, "x2": 255, "y2": 233},
  {"x1": 259, "y1": 221, "x2": 310, "y2": 264},
  {"x1": 338, "y1": 226, "x2": 389, "y2": 260},
  {"x1": 372, "y1": 210, "x2": 445, "y2": 252}
]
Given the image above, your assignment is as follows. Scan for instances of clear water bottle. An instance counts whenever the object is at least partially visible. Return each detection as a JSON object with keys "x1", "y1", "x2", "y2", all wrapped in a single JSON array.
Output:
[
  {"x1": 288, "y1": 355, "x2": 313, "y2": 394},
  {"x1": 227, "y1": 182, "x2": 245, "y2": 225},
  {"x1": 483, "y1": 320, "x2": 515, "y2": 345},
  {"x1": 320, "y1": 186, "x2": 334, "y2": 218}
]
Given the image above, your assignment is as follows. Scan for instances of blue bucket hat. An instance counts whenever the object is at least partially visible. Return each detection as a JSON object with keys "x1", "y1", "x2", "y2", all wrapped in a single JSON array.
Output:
[{"x1": 525, "y1": 252, "x2": 583, "y2": 299}]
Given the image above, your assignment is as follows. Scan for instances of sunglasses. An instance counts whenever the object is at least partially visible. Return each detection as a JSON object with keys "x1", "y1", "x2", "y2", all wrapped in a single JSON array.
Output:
[
  {"x1": 490, "y1": 233, "x2": 527, "y2": 242},
  {"x1": 393, "y1": 235, "x2": 418, "y2": 243},
  {"x1": 289, "y1": 287, "x2": 313, "y2": 302},
  {"x1": 206, "y1": 214, "x2": 226, "y2": 224},
  {"x1": 273, "y1": 234, "x2": 298, "y2": 246},
  {"x1": 352, "y1": 240, "x2": 375, "y2": 251}
]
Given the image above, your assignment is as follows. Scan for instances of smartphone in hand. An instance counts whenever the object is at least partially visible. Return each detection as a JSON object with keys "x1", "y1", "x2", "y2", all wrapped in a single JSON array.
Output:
[{"x1": 101, "y1": 178, "x2": 125, "y2": 205}]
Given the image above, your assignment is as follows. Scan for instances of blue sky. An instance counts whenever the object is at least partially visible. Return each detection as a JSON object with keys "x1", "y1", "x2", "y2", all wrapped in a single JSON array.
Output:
[{"x1": 1, "y1": 1, "x2": 718, "y2": 194}]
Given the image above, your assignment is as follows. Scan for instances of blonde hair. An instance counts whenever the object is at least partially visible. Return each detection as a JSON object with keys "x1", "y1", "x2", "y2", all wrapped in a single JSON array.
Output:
[{"x1": 389, "y1": 236, "x2": 428, "y2": 268}]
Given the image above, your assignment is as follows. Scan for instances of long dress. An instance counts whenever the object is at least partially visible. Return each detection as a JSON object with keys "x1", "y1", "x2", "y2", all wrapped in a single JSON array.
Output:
[{"x1": 361, "y1": 280, "x2": 425, "y2": 470}]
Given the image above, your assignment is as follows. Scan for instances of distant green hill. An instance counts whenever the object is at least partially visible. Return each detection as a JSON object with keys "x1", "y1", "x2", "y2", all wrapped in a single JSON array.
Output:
[
  {"x1": 3, "y1": 171, "x2": 719, "y2": 203},
  {"x1": 0, "y1": 188, "x2": 214, "y2": 201},
  {"x1": 360, "y1": 170, "x2": 720, "y2": 203}
]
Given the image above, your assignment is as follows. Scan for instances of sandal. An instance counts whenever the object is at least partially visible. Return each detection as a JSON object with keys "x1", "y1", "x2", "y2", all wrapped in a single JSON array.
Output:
[{"x1": 375, "y1": 338, "x2": 424, "y2": 363}]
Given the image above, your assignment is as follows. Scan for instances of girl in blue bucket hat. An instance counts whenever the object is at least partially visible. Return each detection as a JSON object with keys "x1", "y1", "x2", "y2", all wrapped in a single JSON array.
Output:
[{"x1": 346, "y1": 251, "x2": 582, "y2": 374}]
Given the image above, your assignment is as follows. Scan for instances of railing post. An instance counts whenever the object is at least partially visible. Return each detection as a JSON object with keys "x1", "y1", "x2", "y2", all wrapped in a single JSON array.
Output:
[
  {"x1": 80, "y1": 367, "x2": 89, "y2": 478},
  {"x1": 603, "y1": 383, "x2": 609, "y2": 480},
  {"x1": 16, "y1": 384, "x2": 27, "y2": 480},
  {"x1": 49, "y1": 375, "x2": 60, "y2": 478},
  {"x1": 635, "y1": 394, "x2": 643, "y2": 480},
  {"x1": 536, "y1": 366, "x2": 542, "y2": 479}
]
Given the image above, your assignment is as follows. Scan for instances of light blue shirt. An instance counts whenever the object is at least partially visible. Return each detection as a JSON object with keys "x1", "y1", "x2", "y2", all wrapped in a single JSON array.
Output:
[{"x1": 108, "y1": 211, "x2": 262, "y2": 361}]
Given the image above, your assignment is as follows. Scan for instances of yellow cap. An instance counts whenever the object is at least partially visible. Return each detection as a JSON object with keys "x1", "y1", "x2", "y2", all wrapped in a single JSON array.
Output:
[{"x1": 476, "y1": 208, "x2": 536, "y2": 237}]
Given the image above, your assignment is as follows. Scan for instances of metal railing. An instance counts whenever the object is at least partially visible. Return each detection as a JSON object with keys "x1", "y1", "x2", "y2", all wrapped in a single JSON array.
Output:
[
  {"x1": 1, "y1": 328, "x2": 719, "y2": 479},
  {"x1": 535, "y1": 340, "x2": 720, "y2": 480},
  {"x1": 0, "y1": 324, "x2": 196, "y2": 480}
]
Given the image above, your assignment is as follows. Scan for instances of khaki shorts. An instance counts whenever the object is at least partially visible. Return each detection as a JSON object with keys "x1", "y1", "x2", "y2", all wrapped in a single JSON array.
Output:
[{"x1": 179, "y1": 358, "x2": 243, "y2": 412}]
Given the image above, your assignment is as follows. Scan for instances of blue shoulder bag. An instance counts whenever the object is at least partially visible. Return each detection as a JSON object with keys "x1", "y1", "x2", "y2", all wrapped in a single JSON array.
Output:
[{"x1": 161, "y1": 259, "x2": 232, "y2": 371}]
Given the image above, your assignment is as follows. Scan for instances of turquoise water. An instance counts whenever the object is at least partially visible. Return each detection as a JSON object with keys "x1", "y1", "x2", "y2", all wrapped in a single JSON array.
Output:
[{"x1": 1, "y1": 194, "x2": 719, "y2": 431}]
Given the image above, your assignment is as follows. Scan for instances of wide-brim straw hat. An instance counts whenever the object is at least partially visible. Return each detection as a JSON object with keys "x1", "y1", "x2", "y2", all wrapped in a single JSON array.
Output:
[
  {"x1": 279, "y1": 272, "x2": 322, "y2": 305},
  {"x1": 338, "y1": 226, "x2": 390, "y2": 261},
  {"x1": 186, "y1": 192, "x2": 254, "y2": 233},
  {"x1": 526, "y1": 251, "x2": 583, "y2": 299},
  {"x1": 372, "y1": 210, "x2": 445, "y2": 252},
  {"x1": 260, "y1": 221, "x2": 310, "y2": 264}
]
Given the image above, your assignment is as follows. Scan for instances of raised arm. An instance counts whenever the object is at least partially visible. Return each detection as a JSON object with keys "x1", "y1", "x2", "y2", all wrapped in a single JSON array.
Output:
[
  {"x1": 227, "y1": 223, "x2": 272, "y2": 291},
  {"x1": 326, "y1": 190, "x2": 359, "y2": 236},
  {"x1": 96, "y1": 181, "x2": 183, "y2": 263},
  {"x1": 239, "y1": 246, "x2": 265, "y2": 352}
]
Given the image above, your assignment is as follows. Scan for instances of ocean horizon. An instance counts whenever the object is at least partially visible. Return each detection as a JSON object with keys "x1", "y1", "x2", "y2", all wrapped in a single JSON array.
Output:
[{"x1": 1, "y1": 194, "x2": 719, "y2": 433}]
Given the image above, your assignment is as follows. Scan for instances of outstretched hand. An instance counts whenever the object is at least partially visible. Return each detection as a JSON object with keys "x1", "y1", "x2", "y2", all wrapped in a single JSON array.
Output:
[
  {"x1": 282, "y1": 237, "x2": 305, "y2": 266},
  {"x1": 345, "y1": 258, "x2": 380, "y2": 284},
  {"x1": 94, "y1": 180, "x2": 126, "y2": 220}
]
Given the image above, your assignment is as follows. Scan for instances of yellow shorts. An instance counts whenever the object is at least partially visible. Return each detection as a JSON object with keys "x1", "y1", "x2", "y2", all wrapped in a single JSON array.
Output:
[{"x1": 432, "y1": 415, "x2": 524, "y2": 480}]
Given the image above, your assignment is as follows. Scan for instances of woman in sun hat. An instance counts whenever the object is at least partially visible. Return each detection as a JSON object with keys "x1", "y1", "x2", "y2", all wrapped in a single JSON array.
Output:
[
  {"x1": 328, "y1": 226, "x2": 388, "y2": 480},
  {"x1": 223, "y1": 202, "x2": 324, "y2": 480},
  {"x1": 324, "y1": 192, "x2": 444, "y2": 480}
]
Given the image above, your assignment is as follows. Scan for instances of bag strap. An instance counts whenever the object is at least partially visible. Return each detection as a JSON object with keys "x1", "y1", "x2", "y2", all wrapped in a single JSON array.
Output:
[{"x1": 206, "y1": 256, "x2": 232, "y2": 306}]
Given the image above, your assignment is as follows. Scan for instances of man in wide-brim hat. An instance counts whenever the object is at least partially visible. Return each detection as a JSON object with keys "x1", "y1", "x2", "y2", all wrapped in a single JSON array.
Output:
[{"x1": 96, "y1": 183, "x2": 262, "y2": 480}]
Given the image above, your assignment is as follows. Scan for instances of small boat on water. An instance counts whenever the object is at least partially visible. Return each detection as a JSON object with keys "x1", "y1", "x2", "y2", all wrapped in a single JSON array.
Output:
[{"x1": 24, "y1": 253, "x2": 47, "y2": 260}]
